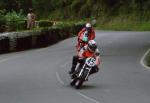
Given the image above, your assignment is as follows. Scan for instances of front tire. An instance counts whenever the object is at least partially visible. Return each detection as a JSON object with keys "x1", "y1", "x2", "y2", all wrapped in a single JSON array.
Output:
[
  {"x1": 70, "y1": 79, "x2": 77, "y2": 86},
  {"x1": 81, "y1": 69, "x2": 89, "y2": 80},
  {"x1": 75, "y1": 80, "x2": 83, "y2": 89}
]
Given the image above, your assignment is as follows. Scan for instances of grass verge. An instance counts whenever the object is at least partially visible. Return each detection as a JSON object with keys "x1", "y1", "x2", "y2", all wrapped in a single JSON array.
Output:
[{"x1": 95, "y1": 15, "x2": 150, "y2": 31}]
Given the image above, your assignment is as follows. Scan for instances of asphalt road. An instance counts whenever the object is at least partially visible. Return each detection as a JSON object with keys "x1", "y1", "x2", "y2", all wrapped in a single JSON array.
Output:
[{"x1": 0, "y1": 31, "x2": 150, "y2": 103}]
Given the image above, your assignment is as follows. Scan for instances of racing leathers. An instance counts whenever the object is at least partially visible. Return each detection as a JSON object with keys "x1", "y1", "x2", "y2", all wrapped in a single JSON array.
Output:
[
  {"x1": 70, "y1": 45, "x2": 100, "y2": 75},
  {"x1": 76, "y1": 28, "x2": 95, "y2": 52}
]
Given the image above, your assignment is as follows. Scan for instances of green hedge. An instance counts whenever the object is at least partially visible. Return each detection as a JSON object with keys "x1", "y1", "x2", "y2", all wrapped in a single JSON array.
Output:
[
  {"x1": 38, "y1": 20, "x2": 53, "y2": 27},
  {"x1": 0, "y1": 10, "x2": 6, "y2": 32},
  {"x1": 0, "y1": 21, "x2": 85, "y2": 53},
  {"x1": 6, "y1": 20, "x2": 26, "y2": 31}
]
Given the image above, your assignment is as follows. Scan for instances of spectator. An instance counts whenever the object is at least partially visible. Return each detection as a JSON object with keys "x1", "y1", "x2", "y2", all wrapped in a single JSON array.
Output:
[{"x1": 27, "y1": 8, "x2": 36, "y2": 29}]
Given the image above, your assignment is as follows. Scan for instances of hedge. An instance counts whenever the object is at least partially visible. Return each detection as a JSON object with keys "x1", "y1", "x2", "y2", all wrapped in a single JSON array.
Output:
[
  {"x1": 38, "y1": 20, "x2": 53, "y2": 28},
  {"x1": 0, "y1": 22, "x2": 85, "y2": 54}
]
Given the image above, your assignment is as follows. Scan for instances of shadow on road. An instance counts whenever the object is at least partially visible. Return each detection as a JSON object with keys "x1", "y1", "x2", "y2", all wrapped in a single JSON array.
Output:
[{"x1": 79, "y1": 84, "x2": 99, "y2": 90}]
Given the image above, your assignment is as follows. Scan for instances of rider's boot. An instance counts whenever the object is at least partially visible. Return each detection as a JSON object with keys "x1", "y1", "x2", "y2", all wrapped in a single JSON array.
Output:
[
  {"x1": 69, "y1": 56, "x2": 78, "y2": 74},
  {"x1": 69, "y1": 65, "x2": 76, "y2": 74}
]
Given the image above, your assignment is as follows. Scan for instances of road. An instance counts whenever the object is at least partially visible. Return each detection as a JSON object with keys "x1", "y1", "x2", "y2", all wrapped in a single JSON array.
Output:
[{"x1": 0, "y1": 31, "x2": 150, "y2": 103}]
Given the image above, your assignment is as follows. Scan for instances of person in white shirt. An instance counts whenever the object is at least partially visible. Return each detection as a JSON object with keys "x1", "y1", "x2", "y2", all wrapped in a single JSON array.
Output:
[{"x1": 27, "y1": 8, "x2": 36, "y2": 29}]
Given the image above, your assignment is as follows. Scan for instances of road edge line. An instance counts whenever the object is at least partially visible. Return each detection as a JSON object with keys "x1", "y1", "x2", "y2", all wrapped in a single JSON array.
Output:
[
  {"x1": 140, "y1": 48, "x2": 150, "y2": 70},
  {"x1": 76, "y1": 92, "x2": 100, "y2": 103},
  {"x1": 56, "y1": 72, "x2": 65, "y2": 85},
  {"x1": 57, "y1": 62, "x2": 101, "y2": 103}
]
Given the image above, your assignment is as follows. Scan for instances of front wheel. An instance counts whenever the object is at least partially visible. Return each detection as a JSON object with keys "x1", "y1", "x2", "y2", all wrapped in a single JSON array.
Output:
[
  {"x1": 75, "y1": 80, "x2": 84, "y2": 89},
  {"x1": 81, "y1": 69, "x2": 89, "y2": 80},
  {"x1": 70, "y1": 79, "x2": 77, "y2": 86}
]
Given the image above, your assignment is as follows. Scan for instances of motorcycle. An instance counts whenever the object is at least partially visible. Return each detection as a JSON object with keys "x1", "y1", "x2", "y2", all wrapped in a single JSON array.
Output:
[{"x1": 70, "y1": 57, "x2": 96, "y2": 89}]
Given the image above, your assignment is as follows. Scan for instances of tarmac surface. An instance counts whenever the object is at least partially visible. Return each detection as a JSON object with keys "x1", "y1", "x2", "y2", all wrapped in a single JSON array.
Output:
[{"x1": 0, "y1": 31, "x2": 150, "y2": 103}]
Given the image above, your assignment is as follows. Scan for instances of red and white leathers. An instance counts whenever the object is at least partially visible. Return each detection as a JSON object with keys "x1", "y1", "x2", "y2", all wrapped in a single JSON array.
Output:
[
  {"x1": 78, "y1": 45, "x2": 100, "y2": 66},
  {"x1": 69, "y1": 45, "x2": 100, "y2": 74},
  {"x1": 76, "y1": 28, "x2": 95, "y2": 52}
]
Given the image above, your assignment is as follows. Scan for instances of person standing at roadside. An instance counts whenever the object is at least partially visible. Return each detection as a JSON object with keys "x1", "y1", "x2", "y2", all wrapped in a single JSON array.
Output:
[{"x1": 27, "y1": 8, "x2": 36, "y2": 29}]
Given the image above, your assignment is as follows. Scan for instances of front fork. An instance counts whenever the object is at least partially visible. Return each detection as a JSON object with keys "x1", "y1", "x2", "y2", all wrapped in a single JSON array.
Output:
[{"x1": 78, "y1": 65, "x2": 91, "y2": 81}]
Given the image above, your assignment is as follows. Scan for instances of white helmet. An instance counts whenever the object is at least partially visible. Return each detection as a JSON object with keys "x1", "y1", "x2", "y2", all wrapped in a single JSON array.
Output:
[
  {"x1": 85, "y1": 23, "x2": 92, "y2": 32},
  {"x1": 88, "y1": 40, "x2": 97, "y2": 52},
  {"x1": 86, "y1": 23, "x2": 92, "y2": 28}
]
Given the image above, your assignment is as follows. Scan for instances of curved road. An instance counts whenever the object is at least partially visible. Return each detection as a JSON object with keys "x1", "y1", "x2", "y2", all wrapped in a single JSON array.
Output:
[{"x1": 0, "y1": 31, "x2": 150, "y2": 103}]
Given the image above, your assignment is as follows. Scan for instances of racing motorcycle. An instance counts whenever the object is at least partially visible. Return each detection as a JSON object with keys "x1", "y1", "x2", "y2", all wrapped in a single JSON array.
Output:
[{"x1": 70, "y1": 57, "x2": 96, "y2": 89}]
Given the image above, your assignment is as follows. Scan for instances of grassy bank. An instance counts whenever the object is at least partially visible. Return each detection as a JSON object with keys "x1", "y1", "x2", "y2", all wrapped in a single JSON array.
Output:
[{"x1": 95, "y1": 15, "x2": 150, "y2": 31}]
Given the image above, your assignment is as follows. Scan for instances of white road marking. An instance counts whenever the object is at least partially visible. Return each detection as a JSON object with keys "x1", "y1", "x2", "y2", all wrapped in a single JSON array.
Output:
[
  {"x1": 1, "y1": 49, "x2": 100, "y2": 103},
  {"x1": 56, "y1": 72, "x2": 65, "y2": 85},
  {"x1": 140, "y1": 48, "x2": 150, "y2": 70},
  {"x1": 76, "y1": 92, "x2": 100, "y2": 103},
  {"x1": 56, "y1": 71, "x2": 101, "y2": 103}
]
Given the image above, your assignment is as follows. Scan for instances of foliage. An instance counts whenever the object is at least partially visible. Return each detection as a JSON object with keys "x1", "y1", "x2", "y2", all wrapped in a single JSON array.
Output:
[
  {"x1": 0, "y1": 0, "x2": 150, "y2": 19},
  {"x1": 0, "y1": 1, "x2": 5, "y2": 9},
  {"x1": 4, "y1": 10, "x2": 26, "y2": 31},
  {"x1": 96, "y1": 14, "x2": 150, "y2": 31},
  {"x1": 0, "y1": 10, "x2": 6, "y2": 26},
  {"x1": 32, "y1": 0, "x2": 52, "y2": 18},
  {"x1": 0, "y1": 0, "x2": 150, "y2": 31},
  {"x1": 0, "y1": 10, "x2": 6, "y2": 32},
  {"x1": 79, "y1": 4, "x2": 91, "y2": 18},
  {"x1": 139, "y1": 21, "x2": 150, "y2": 31},
  {"x1": 38, "y1": 20, "x2": 53, "y2": 27}
]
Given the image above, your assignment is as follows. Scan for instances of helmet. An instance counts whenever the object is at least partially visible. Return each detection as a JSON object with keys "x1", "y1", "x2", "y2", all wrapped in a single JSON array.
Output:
[
  {"x1": 85, "y1": 23, "x2": 92, "y2": 32},
  {"x1": 88, "y1": 40, "x2": 97, "y2": 52},
  {"x1": 86, "y1": 23, "x2": 92, "y2": 28}
]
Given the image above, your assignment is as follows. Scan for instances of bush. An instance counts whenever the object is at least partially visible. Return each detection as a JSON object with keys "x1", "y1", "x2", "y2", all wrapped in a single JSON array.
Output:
[
  {"x1": 17, "y1": 21, "x2": 26, "y2": 31},
  {"x1": 139, "y1": 21, "x2": 150, "y2": 31},
  {"x1": 4, "y1": 10, "x2": 26, "y2": 31},
  {"x1": 38, "y1": 20, "x2": 53, "y2": 27},
  {"x1": 79, "y1": 4, "x2": 91, "y2": 17},
  {"x1": 0, "y1": 10, "x2": 6, "y2": 32},
  {"x1": 0, "y1": 10, "x2": 6, "y2": 25},
  {"x1": 70, "y1": 0, "x2": 84, "y2": 12}
]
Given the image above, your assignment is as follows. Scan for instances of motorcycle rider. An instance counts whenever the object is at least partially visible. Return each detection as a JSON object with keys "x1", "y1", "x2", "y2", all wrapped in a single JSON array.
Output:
[
  {"x1": 69, "y1": 40, "x2": 100, "y2": 76},
  {"x1": 76, "y1": 23, "x2": 95, "y2": 52}
]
